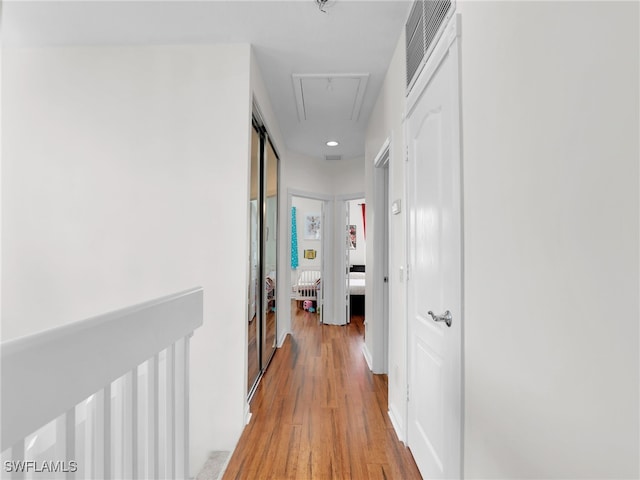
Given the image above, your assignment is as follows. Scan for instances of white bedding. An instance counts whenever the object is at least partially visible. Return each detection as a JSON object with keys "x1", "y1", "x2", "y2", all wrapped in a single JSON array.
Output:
[{"x1": 349, "y1": 272, "x2": 365, "y2": 295}]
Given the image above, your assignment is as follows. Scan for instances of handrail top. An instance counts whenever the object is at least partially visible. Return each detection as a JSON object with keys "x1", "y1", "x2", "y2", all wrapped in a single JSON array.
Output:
[
  {"x1": 1, "y1": 286, "x2": 204, "y2": 451},
  {"x1": 1, "y1": 287, "x2": 203, "y2": 356}
]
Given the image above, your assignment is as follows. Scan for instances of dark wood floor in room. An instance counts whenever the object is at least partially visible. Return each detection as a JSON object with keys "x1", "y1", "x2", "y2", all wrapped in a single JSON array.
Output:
[{"x1": 223, "y1": 305, "x2": 422, "y2": 480}]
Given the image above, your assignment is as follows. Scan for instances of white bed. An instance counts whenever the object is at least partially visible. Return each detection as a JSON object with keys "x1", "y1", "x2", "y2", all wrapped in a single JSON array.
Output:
[
  {"x1": 348, "y1": 271, "x2": 366, "y2": 295},
  {"x1": 349, "y1": 265, "x2": 365, "y2": 315}
]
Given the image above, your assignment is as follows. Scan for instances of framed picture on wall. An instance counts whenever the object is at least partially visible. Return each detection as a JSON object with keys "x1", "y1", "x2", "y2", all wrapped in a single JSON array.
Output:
[
  {"x1": 304, "y1": 249, "x2": 317, "y2": 259},
  {"x1": 304, "y1": 213, "x2": 321, "y2": 240},
  {"x1": 348, "y1": 225, "x2": 356, "y2": 249}
]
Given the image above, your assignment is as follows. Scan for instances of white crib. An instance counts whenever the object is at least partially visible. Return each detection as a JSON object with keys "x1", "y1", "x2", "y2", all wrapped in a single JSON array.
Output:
[{"x1": 292, "y1": 268, "x2": 321, "y2": 306}]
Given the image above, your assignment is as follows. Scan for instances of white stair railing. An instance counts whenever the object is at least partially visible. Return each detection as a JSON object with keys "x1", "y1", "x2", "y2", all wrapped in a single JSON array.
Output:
[{"x1": 1, "y1": 287, "x2": 203, "y2": 479}]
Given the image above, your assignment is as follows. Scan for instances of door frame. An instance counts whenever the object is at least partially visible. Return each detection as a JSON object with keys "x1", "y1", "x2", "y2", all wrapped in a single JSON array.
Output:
[
  {"x1": 405, "y1": 13, "x2": 464, "y2": 478},
  {"x1": 285, "y1": 189, "x2": 332, "y2": 333},
  {"x1": 336, "y1": 192, "x2": 365, "y2": 326},
  {"x1": 368, "y1": 139, "x2": 391, "y2": 375}
]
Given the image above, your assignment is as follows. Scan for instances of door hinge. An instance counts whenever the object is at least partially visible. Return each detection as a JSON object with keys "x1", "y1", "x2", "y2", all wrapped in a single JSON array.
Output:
[
  {"x1": 407, "y1": 383, "x2": 410, "y2": 402},
  {"x1": 405, "y1": 145, "x2": 409, "y2": 162}
]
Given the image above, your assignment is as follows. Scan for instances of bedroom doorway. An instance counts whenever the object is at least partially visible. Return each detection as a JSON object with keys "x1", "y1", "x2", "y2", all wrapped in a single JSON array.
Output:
[
  {"x1": 289, "y1": 193, "x2": 327, "y2": 325},
  {"x1": 345, "y1": 197, "x2": 366, "y2": 325}
]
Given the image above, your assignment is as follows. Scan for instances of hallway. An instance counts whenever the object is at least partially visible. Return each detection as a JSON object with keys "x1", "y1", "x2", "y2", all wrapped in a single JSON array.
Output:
[{"x1": 223, "y1": 307, "x2": 422, "y2": 479}]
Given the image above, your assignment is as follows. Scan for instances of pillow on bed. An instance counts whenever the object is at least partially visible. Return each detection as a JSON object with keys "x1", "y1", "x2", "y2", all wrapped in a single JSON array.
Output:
[{"x1": 349, "y1": 272, "x2": 365, "y2": 280}]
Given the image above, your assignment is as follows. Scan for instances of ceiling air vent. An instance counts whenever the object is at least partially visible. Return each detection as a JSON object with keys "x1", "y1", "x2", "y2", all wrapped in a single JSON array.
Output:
[
  {"x1": 325, "y1": 155, "x2": 342, "y2": 161},
  {"x1": 406, "y1": 0, "x2": 455, "y2": 92}
]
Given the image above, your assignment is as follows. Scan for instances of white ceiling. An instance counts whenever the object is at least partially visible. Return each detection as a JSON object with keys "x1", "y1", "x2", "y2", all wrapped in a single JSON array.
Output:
[{"x1": 3, "y1": 0, "x2": 412, "y2": 160}]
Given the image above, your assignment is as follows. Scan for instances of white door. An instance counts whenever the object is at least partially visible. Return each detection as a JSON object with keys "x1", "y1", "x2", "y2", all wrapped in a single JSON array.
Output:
[
  {"x1": 406, "y1": 22, "x2": 462, "y2": 480},
  {"x1": 319, "y1": 201, "x2": 325, "y2": 324}
]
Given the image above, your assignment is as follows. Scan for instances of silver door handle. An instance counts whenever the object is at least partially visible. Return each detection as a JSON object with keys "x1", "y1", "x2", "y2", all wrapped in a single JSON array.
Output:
[{"x1": 428, "y1": 310, "x2": 452, "y2": 327}]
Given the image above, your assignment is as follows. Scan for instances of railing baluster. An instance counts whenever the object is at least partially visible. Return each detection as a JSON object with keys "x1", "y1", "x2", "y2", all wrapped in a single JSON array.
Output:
[
  {"x1": 157, "y1": 350, "x2": 166, "y2": 479},
  {"x1": 123, "y1": 372, "x2": 133, "y2": 479},
  {"x1": 104, "y1": 385, "x2": 111, "y2": 480},
  {"x1": 148, "y1": 354, "x2": 159, "y2": 479},
  {"x1": 66, "y1": 408, "x2": 76, "y2": 480},
  {"x1": 55, "y1": 414, "x2": 65, "y2": 480},
  {"x1": 131, "y1": 367, "x2": 138, "y2": 480},
  {"x1": 112, "y1": 379, "x2": 122, "y2": 479},
  {"x1": 173, "y1": 337, "x2": 186, "y2": 478},
  {"x1": 184, "y1": 335, "x2": 191, "y2": 480},
  {"x1": 95, "y1": 391, "x2": 104, "y2": 479},
  {"x1": 11, "y1": 441, "x2": 25, "y2": 480},
  {"x1": 85, "y1": 396, "x2": 94, "y2": 479},
  {"x1": 0, "y1": 288, "x2": 203, "y2": 480},
  {"x1": 167, "y1": 344, "x2": 175, "y2": 479}
]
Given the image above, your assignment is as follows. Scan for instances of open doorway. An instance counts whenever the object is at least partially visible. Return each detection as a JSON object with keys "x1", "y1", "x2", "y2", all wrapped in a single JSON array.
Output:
[
  {"x1": 345, "y1": 198, "x2": 366, "y2": 324},
  {"x1": 290, "y1": 194, "x2": 326, "y2": 324}
]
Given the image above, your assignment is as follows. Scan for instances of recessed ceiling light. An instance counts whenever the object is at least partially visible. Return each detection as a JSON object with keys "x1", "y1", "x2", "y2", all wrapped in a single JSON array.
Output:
[{"x1": 326, "y1": 140, "x2": 339, "y2": 147}]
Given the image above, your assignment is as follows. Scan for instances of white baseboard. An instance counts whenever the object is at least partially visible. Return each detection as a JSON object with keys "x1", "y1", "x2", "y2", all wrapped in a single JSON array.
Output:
[
  {"x1": 321, "y1": 316, "x2": 346, "y2": 326},
  {"x1": 277, "y1": 331, "x2": 289, "y2": 348},
  {"x1": 362, "y1": 343, "x2": 373, "y2": 371},
  {"x1": 244, "y1": 402, "x2": 252, "y2": 425},
  {"x1": 388, "y1": 404, "x2": 406, "y2": 445}
]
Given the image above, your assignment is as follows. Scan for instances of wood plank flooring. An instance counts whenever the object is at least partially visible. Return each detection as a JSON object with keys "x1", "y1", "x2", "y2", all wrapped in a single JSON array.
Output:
[{"x1": 223, "y1": 305, "x2": 422, "y2": 480}]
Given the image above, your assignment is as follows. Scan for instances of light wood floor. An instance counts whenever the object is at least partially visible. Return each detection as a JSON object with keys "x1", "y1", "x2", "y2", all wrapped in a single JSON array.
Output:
[{"x1": 223, "y1": 305, "x2": 422, "y2": 479}]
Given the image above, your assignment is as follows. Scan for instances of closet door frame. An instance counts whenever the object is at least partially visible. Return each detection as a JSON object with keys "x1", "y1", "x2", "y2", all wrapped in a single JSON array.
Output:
[
  {"x1": 260, "y1": 126, "x2": 279, "y2": 370},
  {"x1": 247, "y1": 111, "x2": 280, "y2": 401}
]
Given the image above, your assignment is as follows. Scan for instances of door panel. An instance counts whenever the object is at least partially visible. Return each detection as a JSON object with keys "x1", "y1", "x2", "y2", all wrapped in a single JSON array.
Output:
[
  {"x1": 247, "y1": 120, "x2": 279, "y2": 398},
  {"x1": 345, "y1": 201, "x2": 350, "y2": 324},
  {"x1": 247, "y1": 127, "x2": 260, "y2": 395},
  {"x1": 262, "y1": 140, "x2": 278, "y2": 368},
  {"x1": 407, "y1": 32, "x2": 462, "y2": 480}
]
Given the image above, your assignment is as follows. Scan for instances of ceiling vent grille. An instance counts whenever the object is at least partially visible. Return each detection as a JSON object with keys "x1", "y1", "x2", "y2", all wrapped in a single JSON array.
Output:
[
  {"x1": 325, "y1": 155, "x2": 342, "y2": 161},
  {"x1": 406, "y1": 0, "x2": 454, "y2": 91}
]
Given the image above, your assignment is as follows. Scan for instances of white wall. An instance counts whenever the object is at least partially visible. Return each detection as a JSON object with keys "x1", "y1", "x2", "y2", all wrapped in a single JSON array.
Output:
[
  {"x1": 366, "y1": 1, "x2": 639, "y2": 478},
  {"x1": 458, "y1": 2, "x2": 639, "y2": 477},
  {"x1": 285, "y1": 152, "x2": 364, "y2": 196},
  {"x1": 292, "y1": 196, "x2": 324, "y2": 272},
  {"x1": 326, "y1": 157, "x2": 366, "y2": 196},
  {"x1": 364, "y1": 31, "x2": 408, "y2": 430},
  {"x1": 2, "y1": 44, "x2": 253, "y2": 475}
]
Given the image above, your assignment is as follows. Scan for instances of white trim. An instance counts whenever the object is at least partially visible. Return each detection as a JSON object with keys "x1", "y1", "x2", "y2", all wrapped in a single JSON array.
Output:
[
  {"x1": 362, "y1": 343, "x2": 373, "y2": 372},
  {"x1": 336, "y1": 192, "x2": 366, "y2": 327},
  {"x1": 371, "y1": 137, "x2": 391, "y2": 374},
  {"x1": 373, "y1": 137, "x2": 391, "y2": 168},
  {"x1": 277, "y1": 331, "x2": 289, "y2": 349},
  {"x1": 402, "y1": 114, "x2": 411, "y2": 457},
  {"x1": 388, "y1": 406, "x2": 406, "y2": 445},
  {"x1": 1, "y1": 288, "x2": 203, "y2": 451},
  {"x1": 406, "y1": 13, "x2": 462, "y2": 116},
  {"x1": 287, "y1": 189, "x2": 333, "y2": 326},
  {"x1": 287, "y1": 188, "x2": 333, "y2": 202},
  {"x1": 292, "y1": 73, "x2": 370, "y2": 122},
  {"x1": 406, "y1": 0, "x2": 457, "y2": 96}
]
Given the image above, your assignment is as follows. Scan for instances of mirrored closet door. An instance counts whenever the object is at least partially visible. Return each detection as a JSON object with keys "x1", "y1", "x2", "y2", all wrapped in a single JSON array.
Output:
[
  {"x1": 262, "y1": 139, "x2": 278, "y2": 369},
  {"x1": 247, "y1": 113, "x2": 279, "y2": 398}
]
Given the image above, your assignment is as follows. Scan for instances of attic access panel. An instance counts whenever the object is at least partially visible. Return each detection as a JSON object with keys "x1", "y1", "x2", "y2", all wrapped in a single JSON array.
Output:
[{"x1": 292, "y1": 73, "x2": 369, "y2": 122}]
